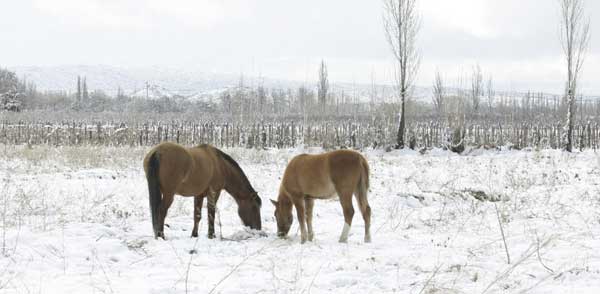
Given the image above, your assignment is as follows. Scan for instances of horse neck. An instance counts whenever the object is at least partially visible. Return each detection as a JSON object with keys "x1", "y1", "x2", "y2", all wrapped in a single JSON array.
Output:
[
  {"x1": 221, "y1": 160, "x2": 253, "y2": 200},
  {"x1": 277, "y1": 189, "x2": 293, "y2": 211}
]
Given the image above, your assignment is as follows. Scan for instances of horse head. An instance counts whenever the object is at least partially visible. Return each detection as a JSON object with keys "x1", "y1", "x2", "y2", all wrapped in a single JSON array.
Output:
[
  {"x1": 238, "y1": 192, "x2": 262, "y2": 230},
  {"x1": 271, "y1": 198, "x2": 293, "y2": 238}
]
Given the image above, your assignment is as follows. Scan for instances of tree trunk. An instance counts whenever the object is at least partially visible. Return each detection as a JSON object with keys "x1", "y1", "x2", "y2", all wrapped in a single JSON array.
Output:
[
  {"x1": 396, "y1": 91, "x2": 406, "y2": 148},
  {"x1": 566, "y1": 89, "x2": 576, "y2": 152}
]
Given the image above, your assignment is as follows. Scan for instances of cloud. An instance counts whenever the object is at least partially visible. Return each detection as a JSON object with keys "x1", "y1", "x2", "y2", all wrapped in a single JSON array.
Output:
[
  {"x1": 32, "y1": 0, "x2": 148, "y2": 29},
  {"x1": 146, "y1": 0, "x2": 251, "y2": 29},
  {"x1": 421, "y1": 0, "x2": 495, "y2": 38},
  {"x1": 32, "y1": 0, "x2": 250, "y2": 30}
]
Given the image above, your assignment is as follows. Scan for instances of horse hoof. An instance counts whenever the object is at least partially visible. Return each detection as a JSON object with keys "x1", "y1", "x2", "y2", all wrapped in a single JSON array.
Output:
[
  {"x1": 338, "y1": 238, "x2": 348, "y2": 243},
  {"x1": 208, "y1": 234, "x2": 215, "y2": 239},
  {"x1": 300, "y1": 235, "x2": 308, "y2": 244},
  {"x1": 191, "y1": 232, "x2": 198, "y2": 238}
]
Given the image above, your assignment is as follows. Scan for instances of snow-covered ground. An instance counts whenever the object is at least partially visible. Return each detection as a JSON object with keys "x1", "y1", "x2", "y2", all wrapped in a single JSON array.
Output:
[{"x1": 1, "y1": 144, "x2": 600, "y2": 293}]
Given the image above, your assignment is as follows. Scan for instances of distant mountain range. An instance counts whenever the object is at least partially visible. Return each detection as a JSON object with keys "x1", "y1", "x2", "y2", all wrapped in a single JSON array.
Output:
[
  {"x1": 9, "y1": 65, "x2": 596, "y2": 105},
  {"x1": 9, "y1": 65, "x2": 433, "y2": 103}
]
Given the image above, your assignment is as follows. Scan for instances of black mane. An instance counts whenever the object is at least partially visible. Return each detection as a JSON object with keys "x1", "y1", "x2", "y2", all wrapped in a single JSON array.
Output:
[{"x1": 214, "y1": 148, "x2": 257, "y2": 195}]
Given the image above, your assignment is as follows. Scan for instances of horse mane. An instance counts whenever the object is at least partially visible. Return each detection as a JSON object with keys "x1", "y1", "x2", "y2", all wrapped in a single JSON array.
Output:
[{"x1": 213, "y1": 148, "x2": 257, "y2": 195}]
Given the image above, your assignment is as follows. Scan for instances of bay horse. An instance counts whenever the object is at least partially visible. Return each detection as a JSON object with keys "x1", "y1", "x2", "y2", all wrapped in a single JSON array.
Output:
[
  {"x1": 271, "y1": 149, "x2": 371, "y2": 243},
  {"x1": 143, "y1": 142, "x2": 262, "y2": 239}
]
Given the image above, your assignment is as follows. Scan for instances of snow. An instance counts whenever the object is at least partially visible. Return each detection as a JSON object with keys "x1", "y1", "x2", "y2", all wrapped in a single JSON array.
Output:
[{"x1": 1, "y1": 145, "x2": 600, "y2": 293}]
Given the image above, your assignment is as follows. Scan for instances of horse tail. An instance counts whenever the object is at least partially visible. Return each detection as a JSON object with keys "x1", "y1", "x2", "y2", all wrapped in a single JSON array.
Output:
[
  {"x1": 146, "y1": 151, "x2": 161, "y2": 237},
  {"x1": 356, "y1": 155, "x2": 370, "y2": 212}
]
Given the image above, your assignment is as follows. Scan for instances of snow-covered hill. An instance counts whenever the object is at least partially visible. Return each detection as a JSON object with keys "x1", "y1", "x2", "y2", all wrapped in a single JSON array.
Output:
[
  {"x1": 10, "y1": 65, "x2": 432, "y2": 103},
  {"x1": 10, "y1": 65, "x2": 239, "y2": 98}
]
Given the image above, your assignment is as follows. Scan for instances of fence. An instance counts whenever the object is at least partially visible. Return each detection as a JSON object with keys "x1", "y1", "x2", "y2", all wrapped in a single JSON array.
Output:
[{"x1": 2, "y1": 119, "x2": 600, "y2": 150}]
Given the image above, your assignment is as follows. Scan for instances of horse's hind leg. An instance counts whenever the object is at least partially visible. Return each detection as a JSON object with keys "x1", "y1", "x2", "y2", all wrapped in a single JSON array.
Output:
[
  {"x1": 354, "y1": 191, "x2": 372, "y2": 243},
  {"x1": 304, "y1": 197, "x2": 314, "y2": 242},
  {"x1": 207, "y1": 190, "x2": 221, "y2": 239},
  {"x1": 158, "y1": 192, "x2": 175, "y2": 239},
  {"x1": 192, "y1": 196, "x2": 204, "y2": 238},
  {"x1": 338, "y1": 191, "x2": 355, "y2": 243}
]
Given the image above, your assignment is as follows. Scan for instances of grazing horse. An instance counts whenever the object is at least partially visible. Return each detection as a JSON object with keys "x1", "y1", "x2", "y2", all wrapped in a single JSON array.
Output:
[
  {"x1": 271, "y1": 149, "x2": 371, "y2": 243},
  {"x1": 143, "y1": 142, "x2": 262, "y2": 239}
]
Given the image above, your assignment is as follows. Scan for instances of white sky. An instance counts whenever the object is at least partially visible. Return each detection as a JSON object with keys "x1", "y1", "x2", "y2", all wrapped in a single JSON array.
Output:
[{"x1": 1, "y1": 0, "x2": 599, "y2": 94}]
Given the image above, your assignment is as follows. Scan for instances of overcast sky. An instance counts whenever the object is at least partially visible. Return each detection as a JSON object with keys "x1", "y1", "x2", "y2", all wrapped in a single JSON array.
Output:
[{"x1": 1, "y1": 0, "x2": 599, "y2": 94}]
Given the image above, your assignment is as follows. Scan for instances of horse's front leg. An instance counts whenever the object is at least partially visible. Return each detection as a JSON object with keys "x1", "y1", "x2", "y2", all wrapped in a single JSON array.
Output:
[
  {"x1": 191, "y1": 195, "x2": 204, "y2": 238},
  {"x1": 304, "y1": 197, "x2": 315, "y2": 242},
  {"x1": 292, "y1": 197, "x2": 308, "y2": 244},
  {"x1": 207, "y1": 190, "x2": 221, "y2": 239}
]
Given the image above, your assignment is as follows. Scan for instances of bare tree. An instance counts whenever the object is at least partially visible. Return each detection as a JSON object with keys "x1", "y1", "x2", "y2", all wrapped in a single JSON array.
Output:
[
  {"x1": 432, "y1": 70, "x2": 445, "y2": 120},
  {"x1": 75, "y1": 76, "x2": 82, "y2": 110},
  {"x1": 257, "y1": 83, "x2": 266, "y2": 113},
  {"x1": 383, "y1": 0, "x2": 420, "y2": 149},
  {"x1": 470, "y1": 64, "x2": 483, "y2": 116},
  {"x1": 369, "y1": 69, "x2": 377, "y2": 110},
  {"x1": 486, "y1": 76, "x2": 495, "y2": 114},
  {"x1": 560, "y1": 0, "x2": 590, "y2": 152},
  {"x1": 317, "y1": 60, "x2": 329, "y2": 107},
  {"x1": 82, "y1": 77, "x2": 89, "y2": 105}
]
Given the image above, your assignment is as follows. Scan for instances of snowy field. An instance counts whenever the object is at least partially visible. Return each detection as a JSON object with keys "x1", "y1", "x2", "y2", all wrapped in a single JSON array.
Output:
[{"x1": 1, "y1": 144, "x2": 600, "y2": 293}]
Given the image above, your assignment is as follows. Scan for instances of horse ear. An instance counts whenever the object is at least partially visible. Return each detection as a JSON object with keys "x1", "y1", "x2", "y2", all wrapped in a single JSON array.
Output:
[{"x1": 270, "y1": 199, "x2": 278, "y2": 206}]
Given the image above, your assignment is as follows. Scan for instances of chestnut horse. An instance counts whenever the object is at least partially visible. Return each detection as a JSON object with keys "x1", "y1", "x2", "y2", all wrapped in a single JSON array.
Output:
[
  {"x1": 144, "y1": 142, "x2": 262, "y2": 239},
  {"x1": 271, "y1": 149, "x2": 371, "y2": 243}
]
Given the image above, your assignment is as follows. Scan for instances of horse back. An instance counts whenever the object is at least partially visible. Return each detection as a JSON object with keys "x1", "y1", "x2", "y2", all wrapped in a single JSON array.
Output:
[{"x1": 283, "y1": 150, "x2": 365, "y2": 198}]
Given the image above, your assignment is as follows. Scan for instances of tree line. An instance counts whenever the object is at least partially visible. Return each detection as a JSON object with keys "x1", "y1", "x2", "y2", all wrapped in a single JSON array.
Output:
[
  {"x1": 0, "y1": 0, "x2": 594, "y2": 153},
  {"x1": 382, "y1": 0, "x2": 591, "y2": 152}
]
